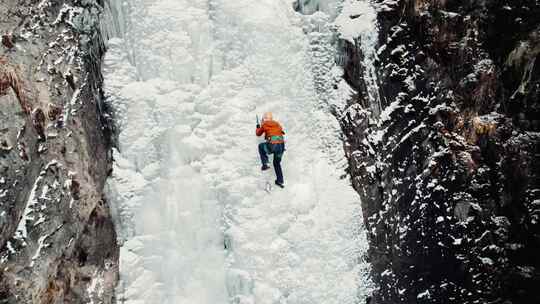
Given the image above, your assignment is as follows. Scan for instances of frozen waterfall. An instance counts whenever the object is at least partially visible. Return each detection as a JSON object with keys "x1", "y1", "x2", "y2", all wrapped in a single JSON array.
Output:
[
  {"x1": 334, "y1": 0, "x2": 382, "y2": 117},
  {"x1": 102, "y1": 0, "x2": 374, "y2": 303}
]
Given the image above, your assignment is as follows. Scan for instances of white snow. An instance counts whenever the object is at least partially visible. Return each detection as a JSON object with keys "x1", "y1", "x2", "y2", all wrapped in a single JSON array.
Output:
[
  {"x1": 103, "y1": 0, "x2": 372, "y2": 303},
  {"x1": 30, "y1": 234, "x2": 50, "y2": 267},
  {"x1": 6, "y1": 241, "x2": 16, "y2": 254},
  {"x1": 87, "y1": 271, "x2": 105, "y2": 304},
  {"x1": 379, "y1": 100, "x2": 401, "y2": 123},
  {"x1": 335, "y1": 1, "x2": 377, "y2": 43},
  {"x1": 452, "y1": 238, "x2": 462, "y2": 245},
  {"x1": 15, "y1": 175, "x2": 43, "y2": 242},
  {"x1": 417, "y1": 289, "x2": 431, "y2": 299},
  {"x1": 479, "y1": 257, "x2": 494, "y2": 266},
  {"x1": 294, "y1": 0, "x2": 341, "y2": 18}
]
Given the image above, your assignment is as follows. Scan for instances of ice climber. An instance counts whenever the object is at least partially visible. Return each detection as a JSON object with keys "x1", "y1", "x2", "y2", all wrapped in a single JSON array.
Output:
[{"x1": 256, "y1": 112, "x2": 285, "y2": 188}]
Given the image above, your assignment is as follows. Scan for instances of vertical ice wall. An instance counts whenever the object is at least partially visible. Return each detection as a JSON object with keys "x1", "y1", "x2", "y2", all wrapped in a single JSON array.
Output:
[
  {"x1": 103, "y1": 0, "x2": 372, "y2": 303},
  {"x1": 103, "y1": 1, "x2": 227, "y2": 302},
  {"x1": 335, "y1": 0, "x2": 382, "y2": 117}
]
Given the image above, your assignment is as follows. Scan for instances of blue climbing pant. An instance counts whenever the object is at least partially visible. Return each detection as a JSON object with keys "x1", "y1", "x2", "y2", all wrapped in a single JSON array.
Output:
[{"x1": 259, "y1": 142, "x2": 285, "y2": 184}]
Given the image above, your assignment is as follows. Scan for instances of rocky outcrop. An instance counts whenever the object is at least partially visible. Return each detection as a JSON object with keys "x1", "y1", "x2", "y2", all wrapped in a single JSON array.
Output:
[
  {"x1": 340, "y1": 0, "x2": 539, "y2": 303},
  {"x1": 0, "y1": 1, "x2": 117, "y2": 303}
]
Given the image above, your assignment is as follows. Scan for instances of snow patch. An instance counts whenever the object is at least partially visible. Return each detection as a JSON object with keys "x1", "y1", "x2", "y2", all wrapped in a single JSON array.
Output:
[{"x1": 335, "y1": 1, "x2": 378, "y2": 43}]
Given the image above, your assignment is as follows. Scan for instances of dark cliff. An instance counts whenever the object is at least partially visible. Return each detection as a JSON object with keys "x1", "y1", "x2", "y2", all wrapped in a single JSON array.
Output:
[
  {"x1": 0, "y1": 1, "x2": 118, "y2": 303},
  {"x1": 340, "y1": 0, "x2": 539, "y2": 303}
]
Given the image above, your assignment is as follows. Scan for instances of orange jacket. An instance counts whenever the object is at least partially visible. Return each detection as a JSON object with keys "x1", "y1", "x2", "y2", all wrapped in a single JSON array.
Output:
[{"x1": 256, "y1": 120, "x2": 285, "y2": 143}]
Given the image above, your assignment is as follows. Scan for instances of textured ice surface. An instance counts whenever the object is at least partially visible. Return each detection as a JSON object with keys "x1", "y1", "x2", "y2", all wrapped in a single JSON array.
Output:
[
  {"x1": 335, "y1": 0, "x2": 377, "y2": 43},
  {"x1": 104, "y1": 0, "x2": 371, "y2": 303},
  {"x1": 335, "y1": 0, "x2": 381, "y2": 117},
  {"x1": 294, "y1": 0, "x2": 341, "y2": 18}
]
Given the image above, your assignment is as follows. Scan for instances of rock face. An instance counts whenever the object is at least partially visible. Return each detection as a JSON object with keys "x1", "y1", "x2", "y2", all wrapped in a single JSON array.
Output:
[
  {"x1": 340, "y1": 0, "x2": 540, "y2": 303},
  {"x1": 0, "y1": 1, "x2": 118, "y2": 303}
]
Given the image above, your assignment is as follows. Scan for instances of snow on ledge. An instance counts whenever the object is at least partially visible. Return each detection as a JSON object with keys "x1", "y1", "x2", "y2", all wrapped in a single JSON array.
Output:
[{"x1": 335, "y1": 0, "x2": 378, "y2": 43}]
